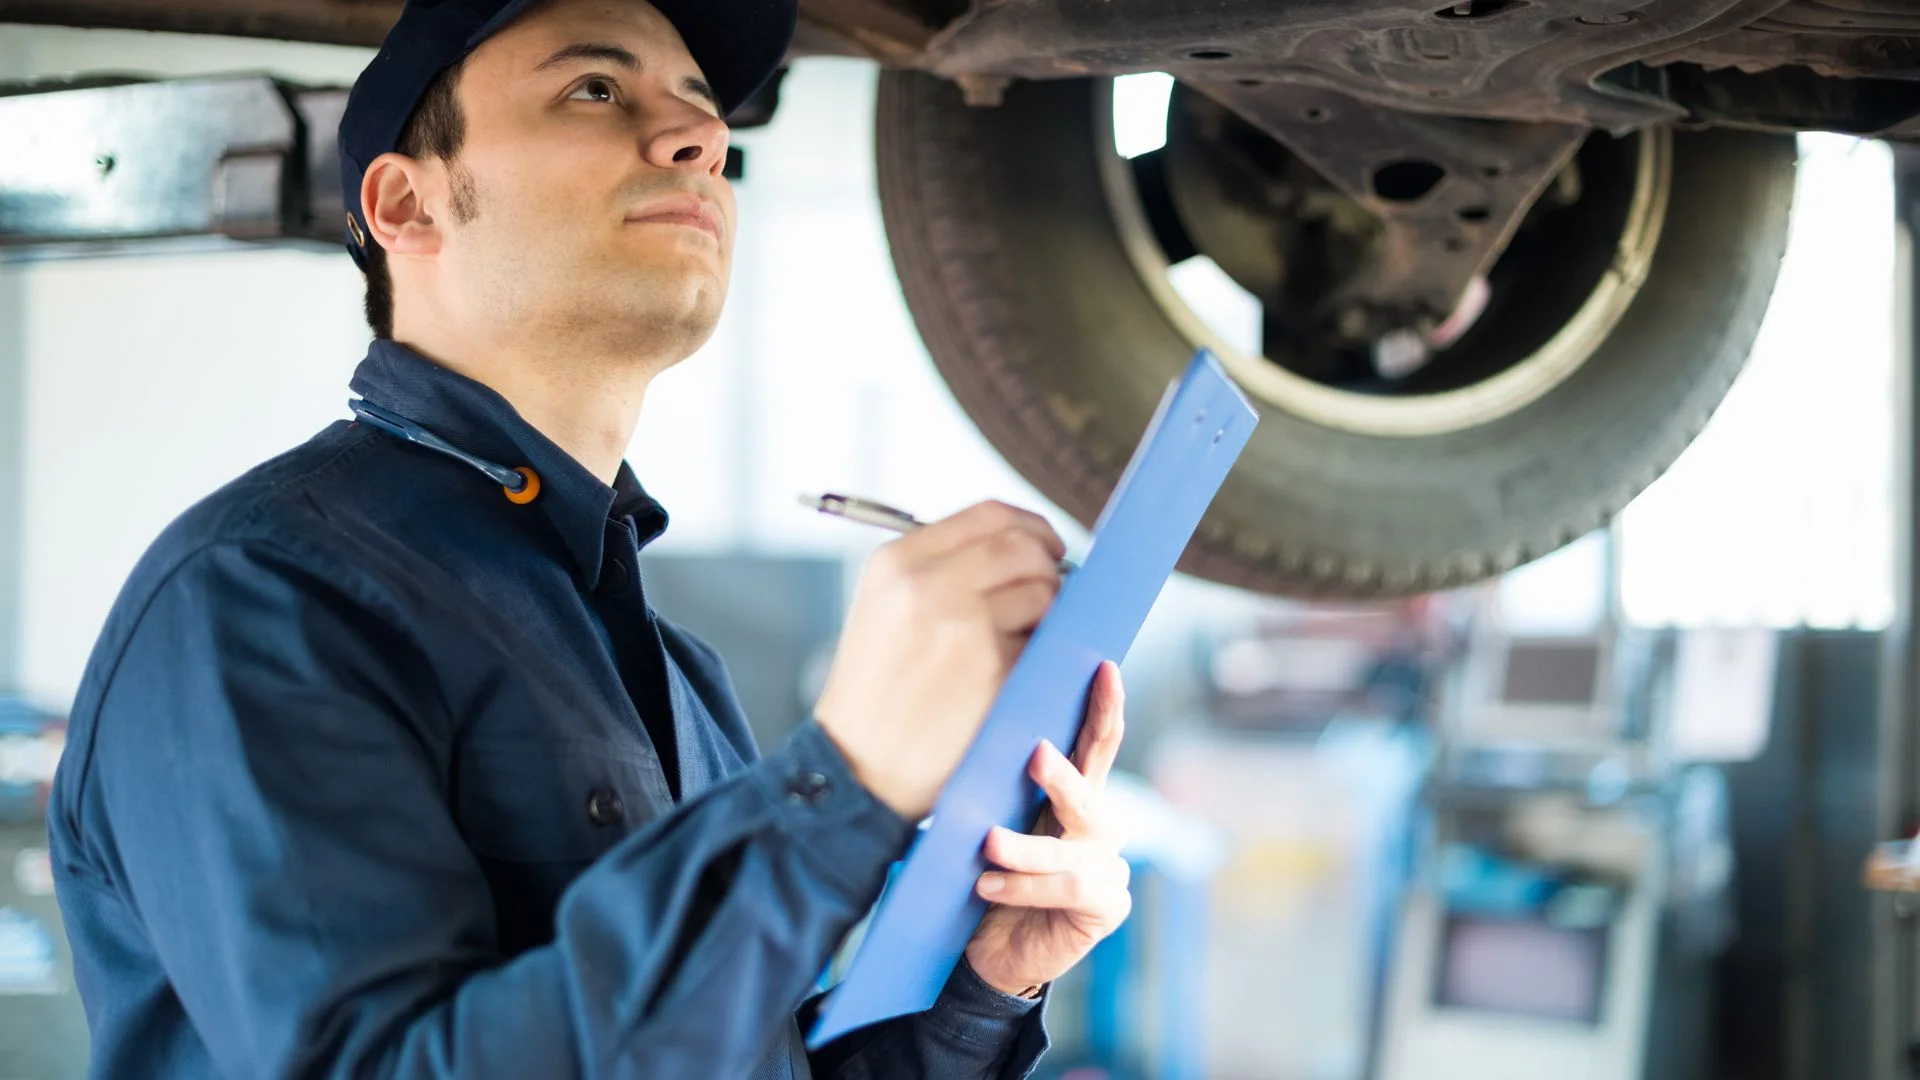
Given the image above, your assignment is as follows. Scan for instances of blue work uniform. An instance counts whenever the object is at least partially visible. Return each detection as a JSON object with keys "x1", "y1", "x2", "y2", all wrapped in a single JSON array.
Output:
[{"x1": 46, "y1": 340, "x2": 1049, "y2": 1079}]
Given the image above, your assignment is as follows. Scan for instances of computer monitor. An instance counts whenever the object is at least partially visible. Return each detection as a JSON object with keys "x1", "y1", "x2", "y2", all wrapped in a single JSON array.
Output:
[
  {"x1": 1433, "y1": 913, "x2": 1609, "y2": 1025},
  {"x1": 1501, "y1": 641, "x2": 1604, "y2": 706},
  {"x1": 1455, "y1": 635, "x2": 1617, "y2": 748}
]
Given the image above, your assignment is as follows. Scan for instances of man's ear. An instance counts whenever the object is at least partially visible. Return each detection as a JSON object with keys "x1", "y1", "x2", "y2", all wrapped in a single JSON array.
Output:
[{"x1": 361, "y1": 152, "x2": 441, "y2": 257}]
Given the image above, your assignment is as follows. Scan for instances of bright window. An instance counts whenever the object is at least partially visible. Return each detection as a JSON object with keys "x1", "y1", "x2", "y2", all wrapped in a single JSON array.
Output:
[{"x1": 1619, "y1": 135, "x2": 1895, "y2": 630}]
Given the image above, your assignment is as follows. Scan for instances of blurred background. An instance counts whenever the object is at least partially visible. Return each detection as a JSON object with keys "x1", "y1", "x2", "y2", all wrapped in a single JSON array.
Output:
[{"x1": 0, "y1": 21, "x2": 1905, "y2": 1080}]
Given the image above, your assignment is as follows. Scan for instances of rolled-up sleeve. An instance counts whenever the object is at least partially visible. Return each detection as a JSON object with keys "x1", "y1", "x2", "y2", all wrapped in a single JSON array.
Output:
[{"x1": 67, "y1": 541, "x2": 917, "y2": 1079}]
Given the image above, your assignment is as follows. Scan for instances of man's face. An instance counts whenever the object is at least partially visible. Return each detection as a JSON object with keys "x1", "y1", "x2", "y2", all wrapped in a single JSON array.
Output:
[{"x1": 425, "y1": 0, "x2": 735, "y2": 363}]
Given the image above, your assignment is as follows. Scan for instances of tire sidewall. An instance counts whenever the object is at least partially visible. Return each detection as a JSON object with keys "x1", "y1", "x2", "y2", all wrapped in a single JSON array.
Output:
[{"x1": 877, "y1": 73, "x2": 1798, "y2": 596}]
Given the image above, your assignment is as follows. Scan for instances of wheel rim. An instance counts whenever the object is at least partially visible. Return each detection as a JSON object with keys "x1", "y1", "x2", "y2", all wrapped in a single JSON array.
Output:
[{"x1": 1096, "y1": 80, "x2": 1673, "y2": 439}]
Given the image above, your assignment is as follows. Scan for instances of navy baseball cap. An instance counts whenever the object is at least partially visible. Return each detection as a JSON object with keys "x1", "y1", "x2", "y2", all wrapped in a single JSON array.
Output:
[{"x1": 338, "y1": 0, "x2": 795, "y2": 267}]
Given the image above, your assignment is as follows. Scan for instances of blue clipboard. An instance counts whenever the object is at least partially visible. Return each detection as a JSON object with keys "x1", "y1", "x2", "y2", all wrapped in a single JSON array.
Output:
[{"x1": 806, "y1": 348, "x2": 1258, "y2": 1047}]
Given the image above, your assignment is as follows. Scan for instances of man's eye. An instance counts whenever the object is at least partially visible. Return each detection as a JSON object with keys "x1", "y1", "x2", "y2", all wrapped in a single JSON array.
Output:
[{"x1": 569, "y1": 78, "x2": 618, "y2": 104}]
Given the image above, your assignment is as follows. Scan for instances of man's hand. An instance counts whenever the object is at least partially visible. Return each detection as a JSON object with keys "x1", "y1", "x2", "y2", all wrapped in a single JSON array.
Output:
[
  {"x1": 813, "y1": 501, "x2": 1066, "y2": 819},
  {"x1": 964, "y1": 661, "x2": 1131, "y2": 997}
]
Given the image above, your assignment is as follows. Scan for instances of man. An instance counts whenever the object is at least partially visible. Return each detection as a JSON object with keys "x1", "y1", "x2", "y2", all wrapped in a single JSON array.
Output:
[{"x1": 44, "y1": 0, "x2": 1133, "y2": 1076}]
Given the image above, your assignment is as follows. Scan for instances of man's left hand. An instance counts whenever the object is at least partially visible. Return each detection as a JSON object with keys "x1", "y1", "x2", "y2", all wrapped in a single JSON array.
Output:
[{"x1": 963, "y1": 660, "x2": 1132, "y2": 998}]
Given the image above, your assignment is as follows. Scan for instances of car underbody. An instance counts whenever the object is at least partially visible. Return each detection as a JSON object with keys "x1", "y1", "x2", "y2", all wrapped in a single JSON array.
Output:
[
  {"x1": 4, "y1": 0, "x2": 1913, "y2": 339},
  {"x1": 6, "y1": 0, "x2": 1920, "y2": 134}
]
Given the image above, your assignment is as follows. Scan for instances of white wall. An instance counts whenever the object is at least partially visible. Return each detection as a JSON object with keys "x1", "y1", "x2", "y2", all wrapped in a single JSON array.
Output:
[
  {"x1": 0, "y1": 226, "x2": 20, "y2": 694},
  {"x1": 0, "y1": 33, "x2": 26, "y2": 691},
  {"x1": 0, "y1": 21, "x2": 23, "y2": 688},
  {"x1": 12, "y1": 251, "x2": 370, "y2": 706}
]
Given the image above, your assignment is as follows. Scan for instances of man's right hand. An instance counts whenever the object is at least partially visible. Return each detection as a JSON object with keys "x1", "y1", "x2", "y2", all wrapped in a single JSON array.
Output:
[{"x1": 812, "y1": 501, "x2": 1067, "y2": 819}]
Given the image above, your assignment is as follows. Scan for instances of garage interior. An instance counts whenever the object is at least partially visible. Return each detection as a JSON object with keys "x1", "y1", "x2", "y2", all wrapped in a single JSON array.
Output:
[{"x1": 4, "y1": 5, "x2": 1920, "y2": 1079}]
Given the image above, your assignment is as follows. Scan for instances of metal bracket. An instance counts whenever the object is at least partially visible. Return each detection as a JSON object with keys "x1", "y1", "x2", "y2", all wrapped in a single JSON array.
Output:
[
  {"x1": 1190, "y1": 80, "x2": 1587, "y2": 336},
  {"x1": 0, "y1": 76, "x2": 350, "y2": 252}
]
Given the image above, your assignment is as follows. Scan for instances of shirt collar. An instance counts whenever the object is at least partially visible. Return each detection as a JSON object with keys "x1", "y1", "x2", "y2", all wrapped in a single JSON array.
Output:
[{"x1": 348, "y1": 339, "x2": 670, "y2": 587}]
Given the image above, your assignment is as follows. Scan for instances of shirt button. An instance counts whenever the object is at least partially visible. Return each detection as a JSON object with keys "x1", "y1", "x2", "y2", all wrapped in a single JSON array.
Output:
[
  {"x1": 598, "y1": 560, "x2": 631, "y2": 594},
  {"x1": 586, "y1": 787, "x2": 625, "y2": 827},
  {"x1": 787, "y1": 771, "x2": 832, "y2": 805}
]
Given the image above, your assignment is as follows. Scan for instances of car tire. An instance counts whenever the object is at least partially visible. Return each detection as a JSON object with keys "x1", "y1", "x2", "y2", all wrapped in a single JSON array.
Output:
[{"x1": 874, "y1": 72, "x2": 1798, "y2": 598}]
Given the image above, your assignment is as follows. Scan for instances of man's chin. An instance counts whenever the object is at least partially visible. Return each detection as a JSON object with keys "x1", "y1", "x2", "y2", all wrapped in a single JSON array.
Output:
[
  {"x1": 587, "y1": 292, "x2": 725, "y2": 362},
  {"x1": 609, "y1": 251, "x2": 728, "y2": 298}
]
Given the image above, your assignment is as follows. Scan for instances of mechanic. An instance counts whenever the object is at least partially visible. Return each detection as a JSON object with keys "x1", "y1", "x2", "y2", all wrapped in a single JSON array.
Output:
[{"x1": 44, "y1": 0, "x2": 1134, "y2": 1076}]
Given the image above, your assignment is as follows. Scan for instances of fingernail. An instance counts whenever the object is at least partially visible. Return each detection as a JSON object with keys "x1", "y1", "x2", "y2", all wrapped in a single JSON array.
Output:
[{"x1": 979, "y1": 873, "x2": 1006, "y2": 895}]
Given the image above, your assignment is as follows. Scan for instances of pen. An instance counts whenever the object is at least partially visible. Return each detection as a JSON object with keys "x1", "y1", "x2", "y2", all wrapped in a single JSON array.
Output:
[{"x1": 800, "y1": 493, "x2": 1078, "y2": 573}]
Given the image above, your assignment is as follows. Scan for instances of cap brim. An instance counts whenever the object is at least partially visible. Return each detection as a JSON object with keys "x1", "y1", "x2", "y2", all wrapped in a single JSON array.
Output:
[{"x1": 472, "y1": 0, "x2": 793, "y2": 116}]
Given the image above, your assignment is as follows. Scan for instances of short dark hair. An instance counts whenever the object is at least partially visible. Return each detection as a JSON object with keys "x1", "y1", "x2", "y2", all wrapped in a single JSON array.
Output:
[{"x1": 363, "y1": 58, "x2": 468, "y2": 339}]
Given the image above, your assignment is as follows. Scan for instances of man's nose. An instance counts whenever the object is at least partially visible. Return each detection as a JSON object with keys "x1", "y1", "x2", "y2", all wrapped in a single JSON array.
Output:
[{"x1": 642, "y1": 108, "x2": 730, "y2": 177}]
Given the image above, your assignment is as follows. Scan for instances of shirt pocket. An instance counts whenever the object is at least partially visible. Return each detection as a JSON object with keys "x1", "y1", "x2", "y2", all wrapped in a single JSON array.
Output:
[{"x1": 452, "y1": 738, "x2": 659, "y2": 864}]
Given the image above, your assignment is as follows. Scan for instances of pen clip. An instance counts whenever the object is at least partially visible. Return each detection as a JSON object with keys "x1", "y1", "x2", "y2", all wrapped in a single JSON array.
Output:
[
  {"x1": 821, "y1": 491, "x2": 917, "y2": 526},
  {"x1": 809, "y1": 493, "x2": 926, "y2": 528}
]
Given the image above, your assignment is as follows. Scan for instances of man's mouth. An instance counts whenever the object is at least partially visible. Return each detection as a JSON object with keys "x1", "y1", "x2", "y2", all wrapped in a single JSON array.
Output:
[{"x1": 625, "y1": 195, "x2": 722, "y2": 241}]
